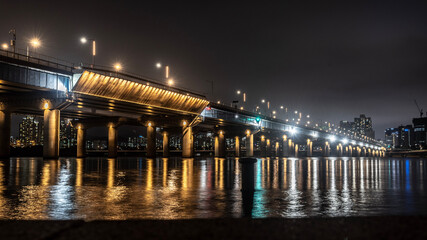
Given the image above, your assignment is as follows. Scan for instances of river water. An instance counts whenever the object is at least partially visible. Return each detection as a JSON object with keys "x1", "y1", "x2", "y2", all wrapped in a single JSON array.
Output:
[{"x1": 0, "y1": 157, "x2": 426, "y2": 220}]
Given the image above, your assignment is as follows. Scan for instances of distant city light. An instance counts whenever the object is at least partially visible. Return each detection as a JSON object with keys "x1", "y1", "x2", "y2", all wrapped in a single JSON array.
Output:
[
  {"x1": 236, "y1": 90, "x2": 241, "y2": 94},
  {"x1": 156, "y1": 62, "x2": 162, "y2": 68},
  {"x1": 1, "y1": 43, "x2": 8, "y2": 50},
  {"x1": 329, "y1": 135, "x2": 336, "y2": 143}
]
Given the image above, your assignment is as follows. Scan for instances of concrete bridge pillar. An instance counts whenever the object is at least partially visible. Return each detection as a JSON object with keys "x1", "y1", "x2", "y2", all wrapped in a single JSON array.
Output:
[
  {"x1": 76, "y1": 123, "x2": 86, "y2": 158},
  {"x1": 287, "y1": 139, "x2": 294, "y2": 157},
  {"x1": 306, "y1": 139, "x2": 313, "y2": 157},
  {"x1": 146, "y1": 122, "x2": 156, "y2": 158},
  {"x1": 275, "y1": 141, "x2": 280, "y2": 157},
  {"x1": 260, "y1": 135, "x2": 266, "y2": 157},
  {"x1": 108, "y1": 123, "x2": 118, "y2": 158},
  {"x1": 361, "y1": 147, "x2": 367, "y2": 157},
  {"x1": 163, "y1": 131, "x2": 170, "y2": 158},
  {"x1": 323, "y1": 141, "x2": 330, "y2": 157},
  {"x1": 43, "y1": 109, "x2": 60, "y2": 159},
  {"x1": 235, "y1": 136, "x2": 240, "y2": 157},
  {"x1": 294, "y1": 144, "x2": 299, "y2": 157},
  {"x1": 337, "y1": 143, "x2": 343, "y2": 157},
  {"x1": 245, "y1": 130, "x2": 254, "y2": 157},
  {"x1": 182, "y1": 125, "x2": 194, "y2": 158},
  {"x1": 266, "y1": 139, "x2": 271, "y2": 157},
  {"x1": 214, "y1": 130, "x2": 226, "y2": 158},
  {"x1": 347, "y1": 146, "x2": 353, "y2": 157},
  {"x1": 356, "y1": 146, "x2": 361, "y2": 157},
  {"x1": 0, "y1": 111, "x2": 11, "y2": 159},
  {"x1": 282, "y1": 135, "x2": 289, "y2": 157}
]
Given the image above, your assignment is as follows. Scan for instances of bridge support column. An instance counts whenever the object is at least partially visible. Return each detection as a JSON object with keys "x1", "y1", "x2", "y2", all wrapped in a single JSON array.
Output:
[
  {"x1": 260, "y1": 135, "x2": 266, "y2": 157},
  {"x1": 146, "y1": 122, "x2": 156, "y2": 158},
  {"x1": 323, "y1": 141, "x2": 330, "y2": 157},
  {"x1": 163, "y1": 131, "x2": 170, "y2": 158},
  {"x1": 337, "y1": 143, "x2": 343, "y2": 157},
  {"x1": 361, "y1": 147, "x2": 367, "y2": 157},
  {"x1": 294, "y1": 144, "x2": 299, "y2": 157},
  {"x1": 275, "y1": 141, "x2": 280, "y2": 157},
  {"x1": 235, "y1": 136, "x2": 240, "y2": 157},
  {"x1": 76, "y1": 124, "x2": 86, "y2": 158},
  {"x1": 282, "y1": 135, "x2": 289, "y2": 157},
  {"x1": 356, "y1": 146, "x2": 361, "y2": 157},
  {"x1": 266, "y1": 139, "x2": 271, "y2": 157},
  {"x1": 214, "y1": 130, "x2": 226, "y2": 157},
  {"x1": 108, "y1": 123, "x2": 118, "y2": 158},
  {"x1": 0, "y1": 111, "x2": 11, "y2": 159},
  {"x1": 347, "y1": 146, "x2": 353, "y2": 157},
  {"x1": 43, "y1": 109, "x2": 60, "y2": 159},
  {"x1": 182, "y1": 126, "x2": 194, "y2": 158},
  {"x1": 306, "y1": 139, "x2": 313, "y2": 157},
  {"x1": 245, "y1": 131, "x2": 253, "y2": 157}
]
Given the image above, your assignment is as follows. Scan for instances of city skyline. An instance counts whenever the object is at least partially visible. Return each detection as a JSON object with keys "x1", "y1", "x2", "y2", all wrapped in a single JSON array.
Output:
[{"x1": 1, "y1": 2, "x2": 427, "y2": 136}]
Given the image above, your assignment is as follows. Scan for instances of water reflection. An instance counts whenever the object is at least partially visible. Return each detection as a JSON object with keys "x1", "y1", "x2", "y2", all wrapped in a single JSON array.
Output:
[{"x1": 0, "y1": 157, "x2": 426, "y2": 220}]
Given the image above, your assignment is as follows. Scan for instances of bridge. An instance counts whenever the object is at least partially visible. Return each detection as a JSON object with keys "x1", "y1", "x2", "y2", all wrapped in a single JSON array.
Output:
[{"x1": 0, "y1": 49, "x2": 386, "y2": 159}]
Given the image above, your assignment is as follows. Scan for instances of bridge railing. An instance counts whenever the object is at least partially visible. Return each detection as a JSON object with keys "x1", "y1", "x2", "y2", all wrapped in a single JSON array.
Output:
[
  {"x1": 0, "y1": 61, "x2": 72, "y2": 92},
  {"x1": 203, "y1": 105, "x2": 384, "y2": 148},
  {"x1": 0, "y1": 48, "x2": 74, "y2": 73}
]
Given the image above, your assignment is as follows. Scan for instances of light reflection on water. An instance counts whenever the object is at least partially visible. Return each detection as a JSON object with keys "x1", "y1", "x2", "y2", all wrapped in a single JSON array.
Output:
[{"x1": 0, "y1": 157, "x2": 426, "y2": 220}]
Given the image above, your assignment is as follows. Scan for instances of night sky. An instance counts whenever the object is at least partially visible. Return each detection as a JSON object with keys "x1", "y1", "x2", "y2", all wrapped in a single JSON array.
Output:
[{"x1": 2, "y1": 1, "x2": 427, "y2": 139}]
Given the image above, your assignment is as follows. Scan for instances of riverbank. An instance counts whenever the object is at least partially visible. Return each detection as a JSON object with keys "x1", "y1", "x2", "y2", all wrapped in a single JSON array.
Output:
[{"x1": 1, "y1": 216, "x2": 426, "y2": 240}]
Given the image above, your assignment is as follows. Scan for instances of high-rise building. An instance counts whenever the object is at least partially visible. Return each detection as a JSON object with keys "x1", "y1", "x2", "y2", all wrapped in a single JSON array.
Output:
[
  {"x1": 339, "y1": 120, "x2": 354, "y2": 132},
  {"x1": 413, "y1": 117, "x2": 427, "y2": 149},
  {"x1": 354, "y1": 114, "x2": 375, "y2": 139},
  {"x1": 18, "y1": 116, "x2": 43, "y2": 146},
  {"x1": 60, "y1": 119, "x2": 77, "y2": 148},
  {"x1": 397, "y1": 125, "x2": 414, "y2": 149},
  {"x1": 339, "y1": 114, "x2": 375, "y2": 139},
  {"x1": 385, "y1": 128, "x2": 399, "y2": 149}
]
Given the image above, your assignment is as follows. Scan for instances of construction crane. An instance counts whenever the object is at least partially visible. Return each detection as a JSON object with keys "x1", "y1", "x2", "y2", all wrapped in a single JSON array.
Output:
[{"x1": 414, "y1": 100, "x2": 424, "y2": 118}]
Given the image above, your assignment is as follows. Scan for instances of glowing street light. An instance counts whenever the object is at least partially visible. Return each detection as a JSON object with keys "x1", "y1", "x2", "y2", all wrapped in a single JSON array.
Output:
[
  {"x1": 114, "y1": 63, "x2": 122, "y2": 71},
  {"x1": 167, "y1": 78, "x2": 174, "y2": 86},
  {"x1": 156, "y1": 62, "x2": 162, "y2": 68},
  {"x1": 80, "y1": 36, "x2": 96, "y2": 68},
  {"x1": 26, "y1": 38, "x2": 41, "y2": 57},
  {"x1": 1, "y1": 43, "x2": 8, "y2": 50},
  {"x1": 30, "y1": 38, "x2": 40, "y2": 48}
]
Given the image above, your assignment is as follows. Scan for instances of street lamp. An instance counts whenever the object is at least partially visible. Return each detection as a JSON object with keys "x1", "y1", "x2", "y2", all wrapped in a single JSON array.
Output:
[
  {"x1": 167, "y1": 78, "x2": 174, "y2": 86},
  {"x1": 1, "y1": 43, "x2": 8, "y2": 50},
  {"x1": 27, "y1": 38, "x2": 41, "y2": 57},
  {"x1": 156, "y1": 62, "x2": 174, "y2": 86},
  {"x1": 80, "y1": 37, "x2": 96, "y2": 68},
  {"x1": 114, "y1": 63, "x2": 122, "y2": 71}
]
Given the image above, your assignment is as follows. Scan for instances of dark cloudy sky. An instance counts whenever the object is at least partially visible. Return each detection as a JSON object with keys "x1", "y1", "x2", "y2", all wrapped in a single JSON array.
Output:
[{"x1": 2, "y1": 1, "x2": 427, "y2": 139}]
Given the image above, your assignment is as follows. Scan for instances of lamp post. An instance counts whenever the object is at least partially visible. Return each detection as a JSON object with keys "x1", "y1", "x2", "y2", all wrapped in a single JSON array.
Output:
[
  {"x1": 156, "y1": 62, "x2": 175, "y2": 86},
  {"x1": 27, "y1": 38, "x2": 40, "y2": 58},
  {"x1": 80, "y1": 37, "x2": 96, "y2": 68}
]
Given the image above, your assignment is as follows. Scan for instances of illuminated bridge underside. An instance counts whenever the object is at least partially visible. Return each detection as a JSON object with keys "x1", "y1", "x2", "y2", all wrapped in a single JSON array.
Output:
[{"x1": 73, "y1": 71, "x2": 209, "y2": 115}]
